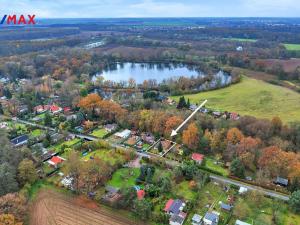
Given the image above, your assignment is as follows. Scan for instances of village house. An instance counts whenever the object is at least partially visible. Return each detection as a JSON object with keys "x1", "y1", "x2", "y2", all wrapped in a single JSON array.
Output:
[
  {"x1": 47, "y1": 156, "x2": 65, "y2": 168},
  {"x1": 137, "y1": 189, "x2": 145, "y2": 200},
  {"x1": 0, "y1": 122, "x2": 9, "y2": 129},
  {"x1": 203, "y1": 211, "x2": 220, "y2": 225},
  {"x1": 141, "y1": 132, "x2": 155, "y2": 144},
  {"x1": 114, "y1": 129, "x2": 131, "y2": 139},
  {"x1": 170, "y1": 212, "x2": 187, "y2": 225},
  {"x1": 235, "y1": 220, "x2": 251, "y2": 225},
  {"x1": 274, "y1": 176, "x2": 289, "y2": 187},
  {"x1": 230, "y1": 112, "x2": 240, "y2": 121},
  {"x1": 192, "y1": 214, "x2": 202, "y2": 225},
  {"x1": 192, "y1": 153, "x2": 204, "y2": 165},
  {"x1": 104, "y1": 123, "x2": 118, "y2": 133},
  {"x1": 50, "y1": 105, "x2": 63, "y2": 114},
  {"x1": 34, "y1": 105, "x2": 47, "y2": 114},
  {"x1": 220, "y1": 202, "x2": 233, "y2": 211},
  {"x1": 10, "y1": 134, "x2": 29, "y2": 147},
  {"x1": 164, "y1": 199, "x2": 187, "y2": 225},
  {"x1": 102, "y1": 186, "x2": 122, "y2": 206}
]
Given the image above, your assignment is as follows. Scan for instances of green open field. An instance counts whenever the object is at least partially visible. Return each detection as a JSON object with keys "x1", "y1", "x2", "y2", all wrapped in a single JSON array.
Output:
[
  {"x1": 90, "y1": 127, "x2": 108, "y2": 138},
  {"x1": 283, "y1": 43, "x2": 300, "y2": 51},
  {"x1": 172, "y1": 76, "x2": 300, "y2": 123},
  {"x1": 225, "y1": 38, "x2": 257, "y2": 42}
]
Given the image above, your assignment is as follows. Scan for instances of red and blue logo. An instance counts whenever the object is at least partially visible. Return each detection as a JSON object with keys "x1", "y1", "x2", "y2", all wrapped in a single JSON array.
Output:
[{"x1": 1, "y1": 15, "x2": 36, "y2": 25}]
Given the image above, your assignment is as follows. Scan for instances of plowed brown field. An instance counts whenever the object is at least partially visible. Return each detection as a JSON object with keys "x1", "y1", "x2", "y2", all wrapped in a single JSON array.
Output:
[{"x1": 30, "y1": 190, "x2": 143, "y2": 225}]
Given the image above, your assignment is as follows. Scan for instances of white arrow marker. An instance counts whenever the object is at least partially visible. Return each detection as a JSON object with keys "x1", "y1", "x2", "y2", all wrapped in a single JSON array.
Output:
[{"x1": 171, "y1": 99, "x2": 208, "y2": 137}]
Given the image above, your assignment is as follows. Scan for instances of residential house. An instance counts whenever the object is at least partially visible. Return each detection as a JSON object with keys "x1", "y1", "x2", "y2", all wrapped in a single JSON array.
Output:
[
  {"x1": 192, "y1": 214, "x2": 202, "y2": 225},
  {"x1": 114, "y1": 129, "x2": 131, "y2": 139},
  {"x1": 190, "y1": 104, "x2": 198, "y2": 111},
  {"x1": 137, "y1": 189, "x2": 145, "y2": 200},
  {"x1": 203, "y1": 211, "x2": 220, "y2": 225},
  {"x1": 102, "y1": 186, "x2": 122, "y2": 205},
  {"x1": 63, "y1": 107, "x2": 72, "y2": 114},
  {"x1": 238, "y1": 187, "x2": 248, "y2": 194},
  {"x1": 220, "y1": 202, "x2": 233, "y2": 211},
  {"x1": 34, "y1": 105, "x2": 47, "y2": 114},
  {"x1": 164, "y1": 199, "x2": 186, "y2": 215},
  {"x1": 141, "y1": 132, "x2": 155, "y2": 144},
  {"x1": 230, "y1": 112, "x2": 240, "y2": 121},
  {"x1": 104, "y1": 123, "x2": 118, "y2": 133},
  {"x1": 0, "y1": 122, "x2": 8, "y2": 129},
  {"x1": 50, "y1": 132, "x2": 64, "y2": 143},
  {"x1": 18, "y1": 105, "x2": 28, "y2": 114},
  {"x1": 10, "y1": 135, "x2": 28, "y2": 147},
  {"x1": 236, "y1": 46, "x2": 243, "y2": 51},
  {"x1": 66, "y1": 114, "x2": 77, "y2": 121},
  {"x1": 274, "y1": 176, "x2": 289, "y2": 187},
  {"x1": 170, "y1": 212, "x2": 187, "y2": 225},
  {"x1": 47, "y1": 156, "x2": 65, "y2": 168},
  {"x1": 192, "y1": 153, "x2": 204, "y2": 165},
  {"x1": 235, "y1": 220, "x2": 251, "y2": 225},
  {"x1": 50, "y1": 105, "x2": 62, "y2": 114}
]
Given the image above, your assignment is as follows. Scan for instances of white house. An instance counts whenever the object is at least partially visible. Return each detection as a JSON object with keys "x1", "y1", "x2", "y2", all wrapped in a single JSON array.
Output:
[
  {"x1": 235, "y1": 220, "x2": 251, "y2": 225},
  {"x1": 114, "y1": 129, "x2": 131, "y2": 139}
]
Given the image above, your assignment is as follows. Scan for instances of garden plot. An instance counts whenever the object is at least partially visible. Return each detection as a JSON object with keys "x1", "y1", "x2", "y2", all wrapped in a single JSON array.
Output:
[
  {"x1": 148, "y1": 138, "x2": 176, "y2": 156},
  {"x1": 89, "y1": 127, "x2": 109, "y2": 138}
]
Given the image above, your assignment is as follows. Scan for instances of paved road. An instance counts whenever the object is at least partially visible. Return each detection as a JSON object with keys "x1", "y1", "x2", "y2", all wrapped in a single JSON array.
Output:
[
  {"x1": 12, "y1": 117, "x2": 290, "y2": 201},
  {"x1": 210, "y1": 174, "x2": 289, "y2": 201}
]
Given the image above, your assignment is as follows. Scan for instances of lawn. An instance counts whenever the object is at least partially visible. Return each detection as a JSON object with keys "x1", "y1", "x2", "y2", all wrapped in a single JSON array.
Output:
[
  {"x1": 107, "y1": 168, "x2": 140, "y2": 189},
  {"x1": 175, "y1": 181, "x2": 197, "y2": 200},
  {"x1": 204, "y1": 157, "x2": 229, "y2": 177},
  {"x1": 283, "y1": 43, "x2": 300, "y2": 51},
  {"x1": 31, "y1": 129, "x2": 42, "y2": 137},
  {"x1": 81, "y1": 149, "x2": 124, "y2": 165},
  {"x1": 51, "y1": 138, "x2": 82, "y2": 152},
  {"x1": 225, "y1": 38, "x2": 257, "y2": 42},
  {"x1": 90, "y1": 128, "x2": 108, "y2": 138},
  {"x1": 172, "y1": 76, "x2": 300, "y2": 123}
]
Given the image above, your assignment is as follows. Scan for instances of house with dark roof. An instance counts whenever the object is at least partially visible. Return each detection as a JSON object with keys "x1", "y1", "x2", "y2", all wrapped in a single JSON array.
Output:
[
  {"x1": 220, "y1": 202, "x2": 233, "y2": 211},
  {"x1": 274, "y1": 176, "x2": 289, "y2": 187},
  {"x1": 10, "y1": 135, "x2": 28, "y2": 147},
  {"x1": 170, "y1": 212, "x2": 187, "y2": 225},
  {"x1": 203, "y1": 211, "x2": 220, "y2": 225},
  {"x1": 164, "y1": 199, "x2": 185, "y2": 215}
]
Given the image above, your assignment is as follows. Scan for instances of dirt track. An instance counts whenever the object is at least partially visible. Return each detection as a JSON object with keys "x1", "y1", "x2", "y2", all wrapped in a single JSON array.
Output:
[{"x1": 30, "y1": 190, "x2": 143, "y2": 225}]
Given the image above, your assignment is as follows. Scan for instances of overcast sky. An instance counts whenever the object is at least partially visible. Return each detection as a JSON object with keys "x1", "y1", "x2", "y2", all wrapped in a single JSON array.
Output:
[{"x1": 3, "y1": 0, "x2": 300, "y2": 18}]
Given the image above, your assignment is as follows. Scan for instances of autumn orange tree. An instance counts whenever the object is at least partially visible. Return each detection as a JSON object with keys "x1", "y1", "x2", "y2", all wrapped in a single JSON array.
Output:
[
  {"x1": 78, "y1": 93, "x2": 102, "y2": 112},
  {"x1": 0, "y1": 214, "x2": 22, "y2": 225},
  {"x1": 227, "y1": 127, "x2": 244, "y2": 145},
  {"x1": 236, "y1": 137, "x2": 261, "y2": 171},
  {"x1": 164, "y1": 116, "x2": 183, "y2": 137},
  {"x1": 182, "y1": 123, "x2": 200, "y2": 150}
]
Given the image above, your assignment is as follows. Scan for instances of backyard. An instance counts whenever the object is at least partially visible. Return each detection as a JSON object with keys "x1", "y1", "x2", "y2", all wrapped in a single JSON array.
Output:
[
  {"x1": 107, "y1": 168, "x2": 140, "y2": 189},
  {"x1": 90, "y1": 127, "x2": 109, "y2": 138}
]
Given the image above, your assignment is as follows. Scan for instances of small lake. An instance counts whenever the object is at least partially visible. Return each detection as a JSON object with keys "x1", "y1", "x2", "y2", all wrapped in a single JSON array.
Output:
[{"x1": 93, "y1": 62, "x2": 201, "y2": 83}]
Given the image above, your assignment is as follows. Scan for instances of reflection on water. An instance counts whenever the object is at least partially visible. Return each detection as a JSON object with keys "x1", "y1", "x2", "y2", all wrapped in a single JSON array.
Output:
[{"x1": 93, "y1": 62, "x2": 201, "y2": 84}]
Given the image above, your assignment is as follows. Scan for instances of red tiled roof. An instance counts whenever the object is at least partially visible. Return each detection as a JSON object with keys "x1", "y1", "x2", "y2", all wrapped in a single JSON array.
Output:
[
  {"x1": 50, "y1": 105, "x2": 60, "y2": 112},
  {"x1": 137, "y1": 190, "x2": 145, "y2": 200},
  {"x1": 164, "y1": 199, "x2": 174, "y2": 212},
  {"x1": 63, "y1": 107, "x2": 71, "y2": 112},
  {"x1": 192, "y1": 153, "x2": 204, "y2": 161},
  {"x1": 50, "y1": 156, "x2": 64, "y2": 165}
]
